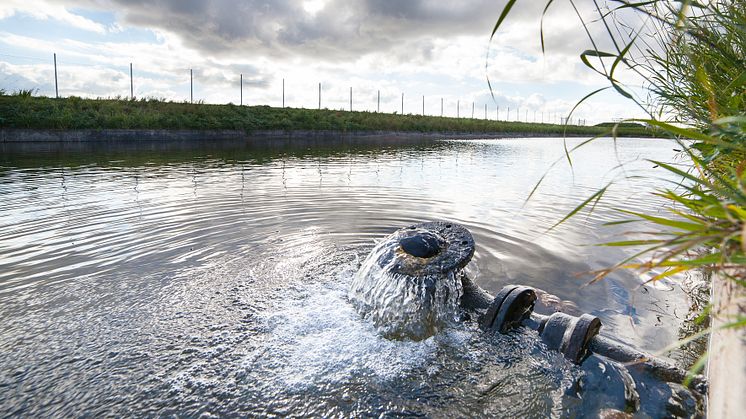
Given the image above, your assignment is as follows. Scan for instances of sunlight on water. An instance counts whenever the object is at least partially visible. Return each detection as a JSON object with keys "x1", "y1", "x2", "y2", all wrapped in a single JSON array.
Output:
[{"x1": 0, "y1": 137, "x2": 706, "y2": 417}]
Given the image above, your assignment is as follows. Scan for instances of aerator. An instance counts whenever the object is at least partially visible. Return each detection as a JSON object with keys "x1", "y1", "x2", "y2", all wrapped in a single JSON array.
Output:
[{"x1": 353, "y1": 220, "x2": 707, "y2": 393}]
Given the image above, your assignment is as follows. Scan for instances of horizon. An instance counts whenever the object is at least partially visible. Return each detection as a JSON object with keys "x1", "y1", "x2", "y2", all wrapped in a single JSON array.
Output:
[{"x1": 0, "y1": 1, "x2": 648, "y2": 124}]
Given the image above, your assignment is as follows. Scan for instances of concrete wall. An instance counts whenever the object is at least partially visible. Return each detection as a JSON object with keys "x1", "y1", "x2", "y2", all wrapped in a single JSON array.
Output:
[{"x1": 707, "y1": 274, "x2": 746, "y2": 418}]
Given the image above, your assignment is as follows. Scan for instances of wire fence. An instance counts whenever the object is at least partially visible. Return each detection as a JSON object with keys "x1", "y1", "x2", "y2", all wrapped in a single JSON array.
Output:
[{"x1": 1, "y1": 52, "x2": 592, "y2": 126}]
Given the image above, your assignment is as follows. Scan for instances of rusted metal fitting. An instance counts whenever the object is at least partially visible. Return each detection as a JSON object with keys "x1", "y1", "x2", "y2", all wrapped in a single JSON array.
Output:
[
  {"x1": 387, "y1": 221, "x2": 475, "y2": 278},
  {"x1": 538, "y1": 312, "x2": 602, "y2": 364},
  {"x1": 479, "y1": 285, "x2": 537, "y2": 333}
]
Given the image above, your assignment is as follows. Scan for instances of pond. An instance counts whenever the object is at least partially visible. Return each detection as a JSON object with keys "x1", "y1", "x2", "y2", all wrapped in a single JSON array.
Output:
[{"x1": 0, "y1": 137, "x2": 705, "y2": 417}]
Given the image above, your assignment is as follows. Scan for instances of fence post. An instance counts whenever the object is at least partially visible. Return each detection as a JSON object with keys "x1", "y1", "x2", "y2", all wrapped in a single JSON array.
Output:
[
  {"x1": 130, "y1": 63, "x2": 133, "y2": 100},
  {"x1": 190, "y1": 69, "x2": 193, "y2": 104},
  {"x1": 53, "y1": 53, "x2": 59, "y2": 99},
  {"x1": 240, "y1": 73, "x2": 242, "y2": 106}
]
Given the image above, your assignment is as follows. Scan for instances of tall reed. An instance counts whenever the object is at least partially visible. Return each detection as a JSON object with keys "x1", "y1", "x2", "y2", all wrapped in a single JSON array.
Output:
[{"x1": 492, "y1": 0, "x2": 745, "y2": 378}]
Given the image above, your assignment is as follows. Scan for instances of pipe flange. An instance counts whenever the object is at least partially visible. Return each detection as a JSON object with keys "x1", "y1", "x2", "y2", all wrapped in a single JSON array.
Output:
[
  {"x1": 540, "y1": 312, "x2": 601, "y2": 364},
  {"x1": 564, "y1": 314, "x2": 602, "y2": 363},
  {"x1": 389, "y1": 221, "x2": 475, "y2": 278},
  {"x1": 480, "y1": 285, "x2": 520, "y2": 330},
  {"x1": 480, "y1": 285, "x2": 537, "y2": 333}
]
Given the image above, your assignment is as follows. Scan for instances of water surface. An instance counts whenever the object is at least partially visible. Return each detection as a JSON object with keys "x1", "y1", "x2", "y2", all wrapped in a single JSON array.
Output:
[{"x1": 0, "y1": 137, "x2": 706, "y2": 417}]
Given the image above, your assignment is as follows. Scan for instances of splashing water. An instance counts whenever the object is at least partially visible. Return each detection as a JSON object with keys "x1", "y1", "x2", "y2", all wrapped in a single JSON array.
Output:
[{"x1": 348, "y1": 235, "x2": 464, "y2": 340}]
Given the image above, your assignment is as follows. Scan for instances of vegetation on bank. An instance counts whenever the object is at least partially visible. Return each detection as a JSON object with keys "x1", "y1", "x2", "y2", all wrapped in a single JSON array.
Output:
[
  {"x1": 0, "y1": 91, "x2": 654, "y2": 137},
  {"x1": 494, "y1": 0, "x2": 744, "y2": 380}
]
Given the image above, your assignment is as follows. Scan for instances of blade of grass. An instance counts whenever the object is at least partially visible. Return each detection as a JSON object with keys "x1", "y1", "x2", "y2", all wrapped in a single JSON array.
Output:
[{"x1": 547, "y1": 184, "x2": 610, "y2": 232}]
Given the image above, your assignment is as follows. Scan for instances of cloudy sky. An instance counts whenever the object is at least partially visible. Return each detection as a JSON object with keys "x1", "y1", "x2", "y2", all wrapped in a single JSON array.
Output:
[{"x1": 0, "y1": 0, "x2": 648, "y2": 124}]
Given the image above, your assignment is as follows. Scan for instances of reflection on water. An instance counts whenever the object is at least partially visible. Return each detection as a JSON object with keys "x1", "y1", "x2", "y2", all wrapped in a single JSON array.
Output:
[{"x1": 0, "y1": 137, "x2": 704, "y2": 417}]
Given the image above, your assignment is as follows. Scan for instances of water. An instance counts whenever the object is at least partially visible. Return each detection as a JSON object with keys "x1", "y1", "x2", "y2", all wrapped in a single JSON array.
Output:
[
  {"x1": 0, "y1": 137, "x2": 706, "y2": 417},
  {"x1": 348, "y1": 224, "x2": 465, "y2": 340}
]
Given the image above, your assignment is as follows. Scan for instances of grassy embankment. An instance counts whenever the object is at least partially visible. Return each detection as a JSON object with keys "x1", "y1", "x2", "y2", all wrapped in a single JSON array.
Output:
[{"x1": 0, "y1": 92, "x2": 654, "y2": 137}]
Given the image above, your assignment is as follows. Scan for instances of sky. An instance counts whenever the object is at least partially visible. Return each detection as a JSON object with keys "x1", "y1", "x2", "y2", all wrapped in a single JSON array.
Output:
[{"x1": 0, "y1": 0, "x2": 650, "y2": 124}]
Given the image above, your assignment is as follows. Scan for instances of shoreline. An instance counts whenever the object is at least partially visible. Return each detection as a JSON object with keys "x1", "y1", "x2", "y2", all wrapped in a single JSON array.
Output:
[{"x1": 0, "y1": 128, "x2": 645, "y2": 143}]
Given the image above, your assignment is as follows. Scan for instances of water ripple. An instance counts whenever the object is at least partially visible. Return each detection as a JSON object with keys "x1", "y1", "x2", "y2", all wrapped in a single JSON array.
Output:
[{"x1": 0, "y1": 137, "x2": 702, "y2": 417}]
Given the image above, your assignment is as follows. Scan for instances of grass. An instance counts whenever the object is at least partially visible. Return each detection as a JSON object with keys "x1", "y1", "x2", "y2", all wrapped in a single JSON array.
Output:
[
  {"x1": 492, "y1": 0, "x2": 745, "y2": 386},
  {"x1": 0, "y1": 91, "x2": 655, "y2": 137}
]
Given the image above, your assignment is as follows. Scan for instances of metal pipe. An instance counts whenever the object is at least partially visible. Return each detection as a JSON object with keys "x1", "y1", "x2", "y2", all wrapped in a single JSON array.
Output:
[
  {"x1": 589, "y1": 334, "x2": 708, "y2": 394},
  {"x1": 359, "y1": 223, "x2": 707, "y2": 395},
  {"x1": 459, "y1": 276, "x2": 707, "y2": 393},
  {"x1": 460, "y1": 274, "x2": 493, "y2": 311}
]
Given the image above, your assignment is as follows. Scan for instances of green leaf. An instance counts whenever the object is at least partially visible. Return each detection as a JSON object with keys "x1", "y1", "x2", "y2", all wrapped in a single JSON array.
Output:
[
  {"x1": 611, "y1": 81, "x2": 634, "y2": 99},
  {"x1": 539, "y1": 0, "x2": 556, "y2": 54},
  {"x1": 579, "y1": 50, "x2": 615, "y2": 76},
  {"x1": 598, "y1": 240, "x2": 665, "y2": 246},
  {"x1": 722, "y1": 316, "x2": 746, "y2": 330},
  {"x1": 490, "y1": 0, "x2": 519, "y2": 40},
  {"x1": 547, "y1": 184, "x2": 610, "y2": 232},
  {"x1": 563, "y1": 87, "x2": 610, "y2": 141},
  {"x1": 649, "y1": 160, "x2": 708, "y2": 187},
  {"x1": 599, "y1": 1, "x2": 657, "y2": 20},
  {"x1": 630, "y1": 119, "x2": 719, "y2": 143},
  {"x1": 658, "y1": 253, "x2": 746, "y2": 267},
  {"x1": 610, "y1": 34, "x2": 638, "y2": 78},
  {"x1": 615, "y1": 209, "x2": 705, "y2": 231},
  {"x1": 714, "y1": 115, "x2": 746, "y2": 125},
  {"x1": 724, "y1": 70, "x2": 746, "y2": 92},
  {"x1": 646, "y1": 266, "x2": 688, "y2": 283},
  {"x1": 603, "y1": 219, "x2": 640, "y2": 226},
  {"x1": 580, "y1": 49, "x2": 617, "y2": 58}
]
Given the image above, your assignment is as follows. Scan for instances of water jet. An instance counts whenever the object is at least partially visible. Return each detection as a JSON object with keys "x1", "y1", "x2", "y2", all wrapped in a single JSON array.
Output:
[
  {"x1": 348, "y1": 221, "x2": 474, "y2": 340},
  {"x1": 352, "y1": 221, "x2": 707, "y2": 394}
]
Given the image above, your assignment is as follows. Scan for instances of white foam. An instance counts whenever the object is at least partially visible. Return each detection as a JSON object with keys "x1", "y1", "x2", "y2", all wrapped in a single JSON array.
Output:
[
  {"x1": 347, "y1": 236, "x2": 463, "y2": 340},
  {"x1": 250, "y1": 277, "x2": 446, "y2": 389}
]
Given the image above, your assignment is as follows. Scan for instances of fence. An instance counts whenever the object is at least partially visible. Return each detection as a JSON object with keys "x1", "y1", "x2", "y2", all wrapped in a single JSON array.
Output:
[{"x1": 0, "y1": 52, "x2": 597, "y2": 126}]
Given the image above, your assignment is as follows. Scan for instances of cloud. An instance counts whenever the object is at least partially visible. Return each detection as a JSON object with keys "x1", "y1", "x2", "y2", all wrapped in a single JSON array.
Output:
[
  {"x1": 0, "y1": 60, "x2": 123, "y2": 98},
  {"x1": 0, "y1": 0, "x2": 106, "y2": 33},
  {"x1": 37, "y1": 0, "x2": 624, "y2": 86},
  {"x1": 45, "y1": 0, "x2": 517, "y2": 61},
  {"x1": 25, "y1": 0, "x2": 637, "y2": 85}
]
